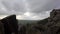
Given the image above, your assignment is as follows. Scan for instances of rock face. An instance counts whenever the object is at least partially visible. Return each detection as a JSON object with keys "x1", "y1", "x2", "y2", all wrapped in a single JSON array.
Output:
[
  {"x1": 32, "y1": 9, "x2": 60, "y2": 34},
  {"x1": 0, "y1": 21, "x2": 4, "y2": 34},
  {"x1": 0, "y1": 15, "x2": 18, "y2": 34},
  {"x1": 46, "y1": 9, "x2": 60, "y2": 34}
]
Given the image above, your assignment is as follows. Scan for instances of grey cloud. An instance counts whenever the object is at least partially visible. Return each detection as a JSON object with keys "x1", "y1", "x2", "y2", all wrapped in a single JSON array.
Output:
[
  {"x1": 2, "y1": 1, "x2": 24, "y2": 11},
  {"x1": 0, "y1": 0, "x2": 60, "y2": 20},
  {"x1": 1, "y1": 0, "x2": 60, "y2": 14},
  {"x1": 27, "y1": 0, "x2": 60, "y2": 13}
]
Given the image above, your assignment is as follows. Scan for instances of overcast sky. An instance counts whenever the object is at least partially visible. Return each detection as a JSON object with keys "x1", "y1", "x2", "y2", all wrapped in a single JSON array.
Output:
[{"x1": 0, "y1": 0, "x2": 60, "y2": 20}]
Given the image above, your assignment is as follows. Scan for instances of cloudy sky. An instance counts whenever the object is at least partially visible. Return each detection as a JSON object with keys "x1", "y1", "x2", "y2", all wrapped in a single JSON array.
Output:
[{"x1": 0, "y1": 0, "x2": 60, "y2": 20}]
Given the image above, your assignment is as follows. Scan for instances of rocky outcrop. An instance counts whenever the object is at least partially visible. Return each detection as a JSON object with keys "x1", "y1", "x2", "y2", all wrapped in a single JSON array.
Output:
[
  {"x1": 31, "y1": 9, "x2": 60, "y2": 34},
  {"x1": 0, "y1": 15, "x2": 18, "y2": 34},
  {"x1": 46, "y1": 9, "x2": 60, "y2": 34}
]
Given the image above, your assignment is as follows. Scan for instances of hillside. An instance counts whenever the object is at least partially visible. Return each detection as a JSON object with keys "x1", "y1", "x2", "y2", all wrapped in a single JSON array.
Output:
[
  {"x1": 37, "y1": 18, "x2": 48, "y2": 25},
  {"x1": 18, "y1": 9, "x2": 60, "y2": 34},
  {"x1": 18, "y1": 20, "x2": 39, "y2": 25}
]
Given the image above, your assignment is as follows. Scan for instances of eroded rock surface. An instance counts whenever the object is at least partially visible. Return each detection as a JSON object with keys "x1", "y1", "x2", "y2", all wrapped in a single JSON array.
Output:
[
  {"x1": 0, "y1": 15, "x2": 18, "y2": 34},
  {"x1": 32, "y1": 9, "x2": 60, "y2": 34},
  {"x1": 0, "y1": 21, "x2": 4, "y2": 34}
]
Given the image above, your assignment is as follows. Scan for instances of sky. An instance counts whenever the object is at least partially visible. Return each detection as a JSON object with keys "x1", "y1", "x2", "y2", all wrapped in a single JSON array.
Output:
[{"x1": 0, "y1": 0, "x2": 60, "y2": 20}]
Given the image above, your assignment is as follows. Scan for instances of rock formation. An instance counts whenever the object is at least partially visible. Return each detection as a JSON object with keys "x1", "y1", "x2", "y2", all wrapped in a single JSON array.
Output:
[
  {"x1": 46, "y1": 9, "x2": 60, "y2": 34},
  {"x1": 0, "y1": 15, "x2": 18, "y2": 34},
  {"x1": 32, "y1": 9, "x2": 60, "y2": 34}
]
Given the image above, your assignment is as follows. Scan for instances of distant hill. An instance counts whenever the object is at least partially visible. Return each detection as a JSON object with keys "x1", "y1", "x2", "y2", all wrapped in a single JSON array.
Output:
[
  {"x1": 18, "y1": 18, "x2": 48, "y2": 25},
  {"x1": 18, "y1": 20, "x2": 39, "y2": 25},
  {"x1": 37, "y1": 18, "x2": 48, "y2": 25}
]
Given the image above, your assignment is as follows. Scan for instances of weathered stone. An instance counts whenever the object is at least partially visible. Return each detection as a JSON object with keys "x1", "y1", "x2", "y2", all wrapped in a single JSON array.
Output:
[
  {"x1": 1, "y1": 15, "x2": 18, "y2": 34},
  {"x1": 47, "y1": 26, "x2": 59, "y2": 34},
  {"x1": 32, "y1": 9, "x2": 60, "y2": 34},
  {"x1": 0, "y1": 21, "x2": 4, "y2": 34},
  {"x1": 46, "y1": 21, "x2": 55, "y2": 27},
  {"x1": 50, "y1": 10, "x2": 57, "y2": 18},
  {"x1": 47, "y1": 9, "x2": 60, "y2": 34}
]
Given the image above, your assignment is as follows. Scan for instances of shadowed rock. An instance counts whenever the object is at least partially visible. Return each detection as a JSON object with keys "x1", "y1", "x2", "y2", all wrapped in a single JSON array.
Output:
[
  {"x1": 46, "y1": 9, "x2": 60, "y2": 34},
  {"x1": 0, "y1": 15, "x2": 18, "y2": 34},
  {"x1": 0, "y1": 21, "x2": 4, "y2": 34},
  {"x1": 33, "y1": 9, "x2": 60, "y2": 34}
]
